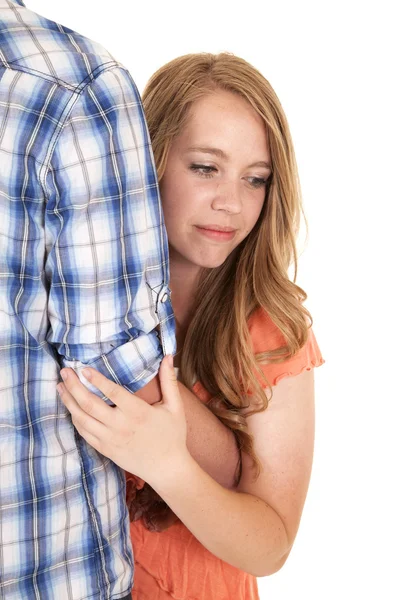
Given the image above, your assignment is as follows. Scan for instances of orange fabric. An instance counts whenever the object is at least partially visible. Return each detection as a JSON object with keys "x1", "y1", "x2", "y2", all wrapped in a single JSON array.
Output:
[
  {"x1": 129, "y1": 310, "x2": 324, "y2": 599},
  {"x1": 131, "y1": 519, "x2": 260, "y2": 600}
]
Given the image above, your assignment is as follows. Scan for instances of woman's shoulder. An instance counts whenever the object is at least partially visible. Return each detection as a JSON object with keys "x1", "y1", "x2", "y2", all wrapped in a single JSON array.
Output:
[
  {"x1": 247, "y1": 308, "x2": 286, "y2": 353},
  {"x1": 248, "y1": 308, "x2": 325, "y2": 387}
]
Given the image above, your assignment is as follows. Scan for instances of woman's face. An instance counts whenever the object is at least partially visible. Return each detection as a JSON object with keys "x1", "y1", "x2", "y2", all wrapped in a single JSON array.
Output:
[{"x1": 160, "y1": 90, "x2": 271, "y2": 272}]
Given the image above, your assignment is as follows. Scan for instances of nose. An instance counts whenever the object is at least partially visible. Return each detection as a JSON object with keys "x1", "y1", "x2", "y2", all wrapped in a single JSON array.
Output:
[{"x1": 211, "y1": 180, "x2": 242, "y2": 214}]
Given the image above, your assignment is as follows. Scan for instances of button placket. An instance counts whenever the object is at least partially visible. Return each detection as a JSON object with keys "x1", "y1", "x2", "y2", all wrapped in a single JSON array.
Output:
[{"x1": 156, "y1": 287, "x2": 175, "y2": 356}]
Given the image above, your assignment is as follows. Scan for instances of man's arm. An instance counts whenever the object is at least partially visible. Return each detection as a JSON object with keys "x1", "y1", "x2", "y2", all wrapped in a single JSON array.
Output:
[
  {"x1": 44, "y1": 65, "x2": 174, "y2": 393},
  {"x1": 44, "y1": 65, "x2": 237, "y2": 485}
]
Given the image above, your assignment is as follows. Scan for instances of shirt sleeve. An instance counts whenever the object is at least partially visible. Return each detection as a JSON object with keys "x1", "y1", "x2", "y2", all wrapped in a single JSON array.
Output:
[
  {"x1": 44, "y1": 66, "x2": 175, "y2": 395},
  {"x1": 192, "y1": 310, "x2": 324, "y2": 403},
  {"x1": 248, "y1": 309, "x2": 324, "y2": 387}
]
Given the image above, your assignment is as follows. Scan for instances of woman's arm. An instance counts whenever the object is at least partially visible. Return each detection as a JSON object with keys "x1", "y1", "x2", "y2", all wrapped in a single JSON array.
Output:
[
  {"x1": 58, "y1": 357, "x2": 314, "y2": 576},
  {"x1": 153, "y1": 369, "x2": 315, "y2": 576},
  {"x1": 178, "y1": 382, "x2": 239, "y2": 489},
  {"x1": 136, "y1": 375, "x2": 238, "y2": 489},
  {"x1": 65, "y1": 366, "x2": 239, "y2": 489}
]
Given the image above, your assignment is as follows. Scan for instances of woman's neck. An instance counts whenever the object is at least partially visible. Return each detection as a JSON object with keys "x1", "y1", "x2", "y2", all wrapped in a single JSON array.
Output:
[
  {"x1": 169, "y1": 255, "x2": 202, "y2": 365},
  {"x1": 169, "y1": 255, "x2": 201, "y2": 316}
]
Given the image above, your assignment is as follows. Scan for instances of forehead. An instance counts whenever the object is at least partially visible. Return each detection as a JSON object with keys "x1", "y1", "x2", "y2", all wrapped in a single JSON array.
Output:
[{"x1": 180, "y1": 90, "x2": 269, "y2": 152}]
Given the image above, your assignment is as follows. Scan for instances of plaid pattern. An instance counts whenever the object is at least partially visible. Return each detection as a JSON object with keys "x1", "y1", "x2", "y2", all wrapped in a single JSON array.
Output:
[{"x1": 0, "y1": 1, "x2": 175, "y2": 598}]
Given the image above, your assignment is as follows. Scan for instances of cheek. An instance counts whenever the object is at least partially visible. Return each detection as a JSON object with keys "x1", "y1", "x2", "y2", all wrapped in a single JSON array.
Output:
[
  {"x1": 161, "y1": 176, "x2": 207, "y2": 225},
  {"x1": 160, "y1": 177, "x2": 186, "y2": 223},
  {"x1": 243, "y1": 202, "x2": 265, "y2": 235},
  {"x1": 162, "y1": 198, "x2": 191, "y2": 232},
  {"x1": 161, "y1": 189, "x2": 193, "y2": 244}
]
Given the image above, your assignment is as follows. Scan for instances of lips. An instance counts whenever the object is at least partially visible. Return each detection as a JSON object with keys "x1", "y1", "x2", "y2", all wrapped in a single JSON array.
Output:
[
  {"x1": 194, "y1": 225, "x2": 237, "y2": 241},
  {"x1": 196, "y1": 225, "x2": 236, "y2": 233}
]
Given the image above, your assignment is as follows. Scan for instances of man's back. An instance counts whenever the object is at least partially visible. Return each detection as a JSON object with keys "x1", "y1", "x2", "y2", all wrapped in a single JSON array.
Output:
[{"x1": 0, "y1": 1, "x2": 175, "y2": 597}]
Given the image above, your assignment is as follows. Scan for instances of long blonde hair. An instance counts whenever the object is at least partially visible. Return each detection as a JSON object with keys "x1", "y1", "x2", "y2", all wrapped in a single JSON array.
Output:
[{"x1": 143, "y1": 53, "x2": 311, "y2": 479}]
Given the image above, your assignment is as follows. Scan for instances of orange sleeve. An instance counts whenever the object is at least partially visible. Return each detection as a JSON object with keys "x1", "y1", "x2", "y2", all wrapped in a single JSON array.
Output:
[
  {"x1": 192, "y1": 310, "x2": 324, "y2": 402},
  {"x1": 248, "y1": 308, "x2": 324, "y2": 387}
]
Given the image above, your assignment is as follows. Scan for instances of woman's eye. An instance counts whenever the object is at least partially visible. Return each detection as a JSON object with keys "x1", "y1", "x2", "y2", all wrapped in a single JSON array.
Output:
[
  {"x1": 189, "y1": 164, "x2": 217, "y2": 178},
  {"x1": 247, "y1": 176, "x2": 269, "y2": 189}
]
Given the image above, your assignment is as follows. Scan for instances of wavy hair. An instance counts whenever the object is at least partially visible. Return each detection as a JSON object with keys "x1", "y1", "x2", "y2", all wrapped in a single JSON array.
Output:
[{"x1": 143, "y1": 53, "x2": 311, "y2": 479}]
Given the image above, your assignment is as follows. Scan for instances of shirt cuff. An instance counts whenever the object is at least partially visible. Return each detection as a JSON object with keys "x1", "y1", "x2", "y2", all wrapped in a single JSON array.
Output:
[{"x1": 62, "y1": 329, "x2": 164, "y2": 401}]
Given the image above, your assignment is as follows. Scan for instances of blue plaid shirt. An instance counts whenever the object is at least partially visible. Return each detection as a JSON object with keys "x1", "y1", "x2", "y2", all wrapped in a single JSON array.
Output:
[{"x1": 0, "y1": 1, "x2": 175, "y2": 597}]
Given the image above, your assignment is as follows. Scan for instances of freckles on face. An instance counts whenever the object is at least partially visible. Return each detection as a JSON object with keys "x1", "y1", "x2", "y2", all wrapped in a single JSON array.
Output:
[{"x1": 160, "y1": 90, "x2": 271, "y2": 271}]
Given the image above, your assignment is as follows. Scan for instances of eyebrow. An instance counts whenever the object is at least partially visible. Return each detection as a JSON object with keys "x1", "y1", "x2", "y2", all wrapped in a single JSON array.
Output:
[{"x1": 186, "y1": 146, "x2": 272, "y2": 170}]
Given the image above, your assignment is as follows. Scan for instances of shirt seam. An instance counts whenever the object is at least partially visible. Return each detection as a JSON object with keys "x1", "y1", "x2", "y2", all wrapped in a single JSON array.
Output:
[
  {"x1": 0, "y1": 56, "x2": 119, "y2": 91},
  {"x1": 35, "y1": 63, "x2": 133, "y2": 196}
]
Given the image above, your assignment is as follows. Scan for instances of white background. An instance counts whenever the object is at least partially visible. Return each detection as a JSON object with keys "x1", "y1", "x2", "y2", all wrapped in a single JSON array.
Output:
[{"x1": 28, "y1": 1, "x2": 400, "y2": 598}]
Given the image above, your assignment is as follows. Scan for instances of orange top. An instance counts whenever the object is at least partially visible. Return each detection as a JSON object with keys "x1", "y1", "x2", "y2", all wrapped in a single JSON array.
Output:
[{"x1": 129, "y1": 309, "x2": 324, "y2": 600}]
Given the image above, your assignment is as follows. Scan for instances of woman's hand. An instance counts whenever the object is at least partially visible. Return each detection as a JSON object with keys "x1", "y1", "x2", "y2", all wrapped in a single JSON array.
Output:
[{"x1": 57, "y1": 355, "x2": 189, "y2": 485}]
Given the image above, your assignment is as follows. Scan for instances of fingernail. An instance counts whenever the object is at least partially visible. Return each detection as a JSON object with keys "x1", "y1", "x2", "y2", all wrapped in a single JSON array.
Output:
[
  {"x1": 82, "y1": 368, "x2": 92, "y2": 380},
  {"x1": 57, "y1": 383, "x2": 64, "y2": 396},
  {"x1": 167, "y1": 355, "x2": 174, "y2": 369},
  {"x1": 60, "y1": 369, "x2": 68, "y2": 381}
]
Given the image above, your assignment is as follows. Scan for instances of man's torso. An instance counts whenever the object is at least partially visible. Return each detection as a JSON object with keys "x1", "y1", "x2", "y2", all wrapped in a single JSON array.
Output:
[{"x1": 0, "y1": 2, "x2": 136, "y2": 597}]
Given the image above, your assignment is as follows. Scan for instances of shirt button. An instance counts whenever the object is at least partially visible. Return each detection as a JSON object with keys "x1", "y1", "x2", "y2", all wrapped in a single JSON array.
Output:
[{"x1": 161, "y1": 292, "x2": 169, "y2": 303}]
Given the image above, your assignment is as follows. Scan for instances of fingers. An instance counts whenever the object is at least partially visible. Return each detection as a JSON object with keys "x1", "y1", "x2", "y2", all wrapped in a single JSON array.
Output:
[
  {"x1": 77, "y1": 367, "x2": 133, "y2": 410},
  {"x1": 57, "y1": 380, "x2": 109, "y2": 443},
  {"x1": 60, "y1": 356, "x2": 180, "y2": 428},
  {"x1": 73, "y1": 421, "x2": 103, "y2": 454},
  {"x1": 159, "y1": 355, "x2": 181, "y2": 410},
  {"x1": 60, "y1": 368, "x2": 114, "y2": 424}
]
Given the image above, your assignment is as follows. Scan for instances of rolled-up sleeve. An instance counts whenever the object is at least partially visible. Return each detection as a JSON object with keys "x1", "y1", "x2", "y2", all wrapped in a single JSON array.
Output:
[{"x1": 44, "y1": 66, "x2": 175, "y2": 394}]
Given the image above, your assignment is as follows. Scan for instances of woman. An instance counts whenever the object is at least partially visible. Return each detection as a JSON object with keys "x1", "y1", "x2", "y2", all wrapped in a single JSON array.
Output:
[{"x1": 58, "y1": 53, "x2": 324, "y2": 599}]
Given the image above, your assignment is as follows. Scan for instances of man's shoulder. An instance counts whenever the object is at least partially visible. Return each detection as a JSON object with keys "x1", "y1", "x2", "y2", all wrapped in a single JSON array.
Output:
[{"x1": 0, "y1": 3, "x2": 123, "y2": 90}]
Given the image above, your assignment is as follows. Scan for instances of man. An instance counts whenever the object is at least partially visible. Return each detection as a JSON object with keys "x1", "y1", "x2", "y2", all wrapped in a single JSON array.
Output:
[
  {"x1": 0, "y1": 1, "x2": 176, "y2": 597},
  {"x1": 0, "y1": 2, "x2": 238, "y2": 598}
]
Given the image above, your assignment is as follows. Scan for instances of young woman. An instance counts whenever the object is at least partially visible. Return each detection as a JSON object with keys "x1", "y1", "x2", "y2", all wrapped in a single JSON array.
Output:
[{"x1": 58, "y1": 53, "x2": 324, "y2": 600}]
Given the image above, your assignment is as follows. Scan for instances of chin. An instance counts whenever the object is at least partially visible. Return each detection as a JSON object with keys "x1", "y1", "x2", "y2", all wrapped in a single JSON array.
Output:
[{"x1": 195, "y1": 255, "x2": 230, "y2": 269}]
